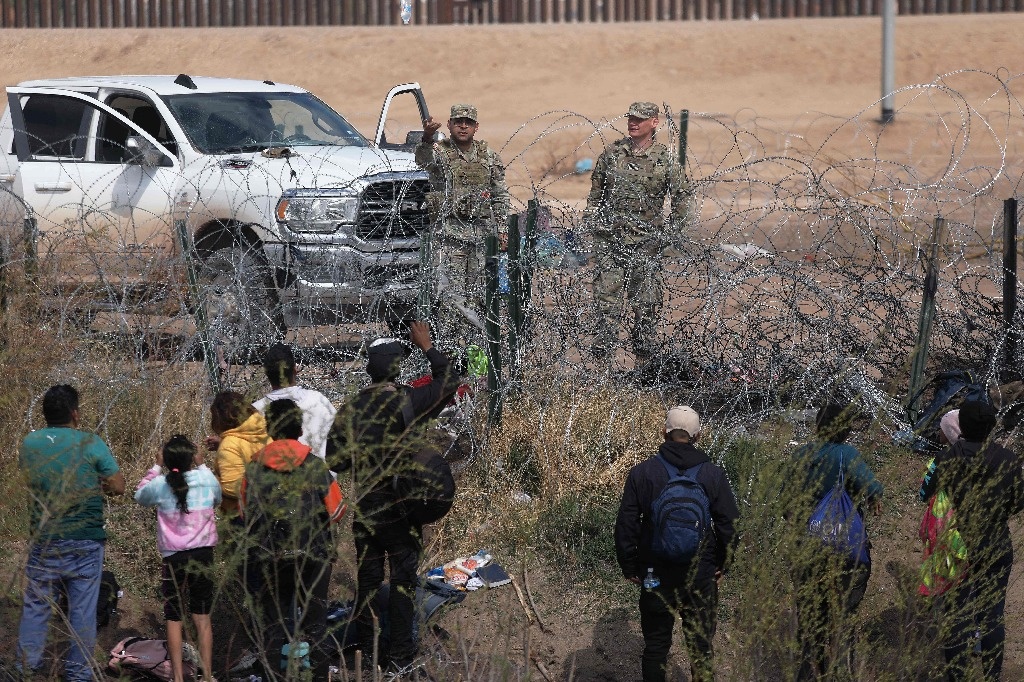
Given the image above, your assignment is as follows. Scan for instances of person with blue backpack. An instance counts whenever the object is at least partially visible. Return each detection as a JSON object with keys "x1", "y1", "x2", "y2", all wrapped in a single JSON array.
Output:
[
  {"x1": 614, "y1": 405, "x2": 739, "y2": 682},
  {"x1": 791, "y1": 402, "x2": 883, "y2": 681}
]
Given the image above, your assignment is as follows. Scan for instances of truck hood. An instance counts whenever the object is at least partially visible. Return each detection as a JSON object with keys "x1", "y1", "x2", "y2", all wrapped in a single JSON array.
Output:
[{"x1": 211, "y1": 143, "x2": 422, "y2": 190}]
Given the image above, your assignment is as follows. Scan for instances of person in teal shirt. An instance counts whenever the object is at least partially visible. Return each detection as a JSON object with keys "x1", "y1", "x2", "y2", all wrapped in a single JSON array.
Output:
[
  {"x1": 791, "y1": 402, "x2": 883, "y2": 681},
  {"x1": 17, "y1": 384, "x2": 125, "y2": 681}
]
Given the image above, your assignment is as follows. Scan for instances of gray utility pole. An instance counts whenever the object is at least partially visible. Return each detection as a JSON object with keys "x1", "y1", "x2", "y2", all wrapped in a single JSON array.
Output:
[{"x1": 881, "y1": 0, "x2": 895, "y2": 124}]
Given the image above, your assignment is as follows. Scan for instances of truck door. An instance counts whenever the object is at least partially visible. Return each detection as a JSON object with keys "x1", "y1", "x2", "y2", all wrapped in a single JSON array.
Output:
[
  {"x1": 373, "y1": 83, "x2": 432, "y2": 152},
  {"x1": 7, "y1": 87, "x2": 180, "y2": 298}
]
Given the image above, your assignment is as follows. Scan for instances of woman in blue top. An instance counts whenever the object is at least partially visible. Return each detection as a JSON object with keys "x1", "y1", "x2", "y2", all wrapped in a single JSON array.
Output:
[{"x1": 791, "y1": 403, "x2": 884, "y2": 681}]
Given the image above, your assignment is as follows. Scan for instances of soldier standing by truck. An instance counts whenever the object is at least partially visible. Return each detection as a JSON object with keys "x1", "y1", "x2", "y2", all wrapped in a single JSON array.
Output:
[
  {"x1": 585, "y1": 102, "x2": 690, "y2": 365},
  {"x1": 416, "y1": 104, "x2": 510, "y2": 358}
]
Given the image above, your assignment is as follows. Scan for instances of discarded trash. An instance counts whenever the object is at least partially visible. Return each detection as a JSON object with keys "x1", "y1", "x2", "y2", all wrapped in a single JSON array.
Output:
[
  {"x1": 574, "y1": 158, "x2": 594, "y2": 174},
  {"x1": 719, "y1": 243, "x2": 774, "y2": 260}
]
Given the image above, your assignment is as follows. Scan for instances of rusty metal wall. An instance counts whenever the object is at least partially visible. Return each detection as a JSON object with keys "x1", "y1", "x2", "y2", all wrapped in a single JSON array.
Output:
[{"x1": 1, "y1": 0, "x2": 1021, "y2": 27}]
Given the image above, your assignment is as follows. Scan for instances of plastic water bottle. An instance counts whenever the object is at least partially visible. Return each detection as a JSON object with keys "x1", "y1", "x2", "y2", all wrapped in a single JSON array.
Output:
[
  {"x1": 400, "y1": 0, "x2": 412, "y2": 24},
  {"x1": 643, "y1": 567, "x2": 660, "y2": 590}
]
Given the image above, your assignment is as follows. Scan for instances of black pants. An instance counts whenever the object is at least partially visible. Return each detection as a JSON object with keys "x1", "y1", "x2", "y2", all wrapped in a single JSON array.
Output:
[
  {"x1": 942, "y1": 549, "x2": 1013, "y2": 681},
  {"x1": 638, "y1": 576, "x2": 717, "y2": 682},
  {"x1": 793, "y1": 554, "x2": 870, "y2": 681},
  {"x1": 354, "y1": 518, "x2": 423, "y2": 668},
  {"x1": 248, "y1": 553, "x2": 333, "y2": 679}
]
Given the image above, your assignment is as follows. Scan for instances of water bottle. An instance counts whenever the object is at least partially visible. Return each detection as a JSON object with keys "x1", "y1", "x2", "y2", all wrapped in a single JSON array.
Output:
[
  {"x1": 400, "y1": 0, "x2": 412, "y2": 24},
  {"x1": 643, "y1": 567, "x2": 660, "y2": 590}
]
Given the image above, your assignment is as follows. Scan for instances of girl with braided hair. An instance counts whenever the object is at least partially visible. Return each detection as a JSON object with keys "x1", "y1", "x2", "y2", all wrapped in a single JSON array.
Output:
[{"x1": 135, "y1": 435, "x2": 221, "y2": 682}]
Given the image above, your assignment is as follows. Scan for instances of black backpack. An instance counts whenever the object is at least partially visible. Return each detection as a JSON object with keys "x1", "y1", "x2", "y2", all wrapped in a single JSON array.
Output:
[
  {"x1": 58, "y1": 569, "x2": 119, "y2": 629},
  {"x1": 375, "y1": 384, "x2": 457, "y2": 526},
  {"x1": 396, "y1": 433, "x2": 457, "y2": 525},
  {"x1": 97, "y1": 570, "x2": 120, "y2": 628}
]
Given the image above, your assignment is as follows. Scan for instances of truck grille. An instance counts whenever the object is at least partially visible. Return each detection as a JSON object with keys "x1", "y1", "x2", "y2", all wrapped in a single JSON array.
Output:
[{"x1": 356, "y1": 178, "x2": 430, "y2": 241}]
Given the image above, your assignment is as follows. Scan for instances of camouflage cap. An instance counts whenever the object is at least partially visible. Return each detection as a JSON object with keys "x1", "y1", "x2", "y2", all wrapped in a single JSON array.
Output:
[
  {"x1": 626, "y1": 102, "x2": 659, "y2": 119},
  {"x1": 449, "y1": 103, "x2": 478, "y2": 122}
]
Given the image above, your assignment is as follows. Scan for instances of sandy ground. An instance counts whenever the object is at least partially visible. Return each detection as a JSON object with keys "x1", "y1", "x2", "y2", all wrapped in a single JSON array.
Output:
[
  {"x1": 1, "y1": 15, "x2": 1022, "y2": 133},
  {"x1": 3, "y1": 15, "x2": 1024, "y2": 681}
]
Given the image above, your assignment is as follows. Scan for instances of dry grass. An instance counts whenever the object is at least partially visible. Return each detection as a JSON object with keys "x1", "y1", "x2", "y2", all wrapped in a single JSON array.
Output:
[{"x1": 1, "y1": 269, "x2": 1021, "y2": 681}]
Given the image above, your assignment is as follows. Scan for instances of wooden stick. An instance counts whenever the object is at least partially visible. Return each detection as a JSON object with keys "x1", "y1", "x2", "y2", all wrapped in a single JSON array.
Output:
[
  {"x1": 510, "y1": 576, "x2": 534, "y2": 624},
  {"x1": 523, "y1": 565, "x2": 548, "y2": 632},
  {"x1": 534, "y1": 657, "x2": 555, "y2": 682}
]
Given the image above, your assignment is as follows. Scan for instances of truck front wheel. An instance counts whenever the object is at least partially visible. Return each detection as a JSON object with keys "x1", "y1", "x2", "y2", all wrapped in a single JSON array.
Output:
[{"x1": 197, "y1": 243, "x2": 284, "y2": 363}]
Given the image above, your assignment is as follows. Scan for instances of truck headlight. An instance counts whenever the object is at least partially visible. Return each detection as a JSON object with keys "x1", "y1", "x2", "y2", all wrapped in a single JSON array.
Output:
[{"x1": 276, "y1": 189, "x2": 359, "y2": 233}]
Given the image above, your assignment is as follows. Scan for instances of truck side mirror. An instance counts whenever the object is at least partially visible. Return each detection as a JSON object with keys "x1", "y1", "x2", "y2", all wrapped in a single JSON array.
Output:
[{"x1": 125, "y1": 135, "x2": 172, "y2": 167}]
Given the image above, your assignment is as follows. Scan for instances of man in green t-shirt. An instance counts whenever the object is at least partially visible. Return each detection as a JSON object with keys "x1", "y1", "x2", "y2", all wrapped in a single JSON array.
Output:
[{"x1": 17, "y1": 384, "x2": 125, "y2": 681}]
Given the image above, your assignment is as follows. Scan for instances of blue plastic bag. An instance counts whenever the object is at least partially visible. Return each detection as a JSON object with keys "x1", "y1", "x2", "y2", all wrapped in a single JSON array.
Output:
[{"x1": 807, "y1": 453, "x2": 870, "y2": 565}]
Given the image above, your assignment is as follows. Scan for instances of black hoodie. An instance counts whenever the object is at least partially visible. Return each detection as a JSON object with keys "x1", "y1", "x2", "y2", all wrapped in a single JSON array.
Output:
[
  {"x1": 920, "y1": 437, "x2": 1024, "y2": 561},
  {"x1": 615, "y1": 440, "x2": 740, "y2": 583}
]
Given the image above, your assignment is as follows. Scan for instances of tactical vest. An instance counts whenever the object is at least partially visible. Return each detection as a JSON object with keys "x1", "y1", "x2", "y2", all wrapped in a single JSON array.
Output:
[
  {"x1": 605, "y1": 154, "x2": 664, "y2": 221},
  {"x1": 429, "y1": 141, "x2": 494, "y2": 222},
  {"x1": 593, "y1": 143, "x2": 675, "y2": 244}
]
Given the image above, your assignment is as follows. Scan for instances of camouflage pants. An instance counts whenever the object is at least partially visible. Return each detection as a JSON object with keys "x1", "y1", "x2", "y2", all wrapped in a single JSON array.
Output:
[
  {"x1": 592, "y1": 245, "x2": 664, "y2": 359},
  {"x1": 427, "y1": 232, "x2": 490, "y2": 351}
]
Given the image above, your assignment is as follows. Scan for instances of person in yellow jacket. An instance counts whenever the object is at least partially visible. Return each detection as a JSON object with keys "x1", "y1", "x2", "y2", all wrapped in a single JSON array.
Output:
[{"x1": 206, "y1": 391, "x2": 270, "y2": 515}]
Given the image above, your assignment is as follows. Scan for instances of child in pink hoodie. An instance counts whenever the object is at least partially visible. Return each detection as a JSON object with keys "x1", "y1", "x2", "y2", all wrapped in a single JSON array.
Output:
[{"x1": 135, "y1": 435, "x2": 221, "y2": 682}]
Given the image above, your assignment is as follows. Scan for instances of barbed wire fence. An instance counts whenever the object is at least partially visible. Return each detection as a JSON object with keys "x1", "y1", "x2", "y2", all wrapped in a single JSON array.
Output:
[
  {"x1": 2, "y1": 70, "x2": 1024, "y2": 451},
  {"x1": 0, "y1": 69, "x2": 1015, "y2": 458}
]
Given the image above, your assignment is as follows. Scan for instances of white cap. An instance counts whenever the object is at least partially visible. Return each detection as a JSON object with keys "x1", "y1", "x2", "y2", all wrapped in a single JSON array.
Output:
[{"x1": 665, "y1": 406, "x2": 701, "y2": 437}]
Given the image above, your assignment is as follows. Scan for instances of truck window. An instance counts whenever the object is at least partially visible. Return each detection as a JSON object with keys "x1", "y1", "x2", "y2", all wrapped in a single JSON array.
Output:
[
  {"x1": 21, "y1": 94, "x2": 90, "y2": 159},
  {"x1": 95, "y1": 108, "x2": 133, "y2": 163},
  {"x1": 99, "y1": 94, "x2": 178, "y2": 160},
  {"x1": 162, "y1": 91, "x2": 366, "y2": 154}
]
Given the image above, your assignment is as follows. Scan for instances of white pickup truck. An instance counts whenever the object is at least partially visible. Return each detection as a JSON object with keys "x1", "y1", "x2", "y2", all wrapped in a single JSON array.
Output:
[{"x1": 0, "y1": 74, "x2": 432, "y2": 356}]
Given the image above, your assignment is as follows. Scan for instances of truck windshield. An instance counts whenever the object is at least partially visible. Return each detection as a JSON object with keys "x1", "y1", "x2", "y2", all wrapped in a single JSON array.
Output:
[{"x1": 162, "y1": 91, "x2": 367, "y2": 154}]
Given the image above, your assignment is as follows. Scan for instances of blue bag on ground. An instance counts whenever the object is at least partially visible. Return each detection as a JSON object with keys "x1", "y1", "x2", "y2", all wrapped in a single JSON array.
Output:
[
  {"x1": 807, "y1": 453, "x2": 870, "y2": 565},
  {"x1": 649, "y1": 457, "x2": 712, "y2": 563}
]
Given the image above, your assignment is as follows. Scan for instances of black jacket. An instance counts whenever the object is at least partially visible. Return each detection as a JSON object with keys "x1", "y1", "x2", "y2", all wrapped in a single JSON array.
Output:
[
  {"x1": 920, "y1": 438, "x2": 1024, "y2": 562},
  {"x1": 614, "y1": 440, "x2": 740, "y2": 583},
  {"x1": 326, "y1": 347, "x2": 458, "y2": 526}
]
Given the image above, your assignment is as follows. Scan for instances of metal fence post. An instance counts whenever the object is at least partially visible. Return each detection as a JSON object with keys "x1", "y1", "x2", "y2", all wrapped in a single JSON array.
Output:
[
  {"x1": 507, "y1": 214, "x2": 523, "y2": 380},
  {"x1": 23, "y1": 212, "x2": 37, "y2": 281},
  {"x1": 484, "y1": 233, "x2": 503, "y2": 425},
  {"x1": 175, "y1": 218, "x2": 221, "y2": 392},
  {"x1": 418, "y1": 229, "x2": 433, "y2": 321},
  {"x1": 1004, "y1": 197, "x2": 1019, "y2": 376},
  {"x1": 908, "y1": 216, "x2": 945, "y2": 421},
  {"x1": 678, "y1": 108, "x2": 689, "y2": 167},
  {"x1": 523, "y1": 199, "x2": 538, "y2": 314}
]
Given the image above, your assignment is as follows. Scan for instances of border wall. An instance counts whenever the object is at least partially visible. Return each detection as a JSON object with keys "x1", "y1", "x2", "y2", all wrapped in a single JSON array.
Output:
[{"x1": 1, "y1": 0, "x2": 1023, "y2": 27}]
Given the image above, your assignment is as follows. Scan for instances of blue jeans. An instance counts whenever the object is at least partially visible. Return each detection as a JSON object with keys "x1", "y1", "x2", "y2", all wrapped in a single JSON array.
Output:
[{"x1": 18, "y1": 539, "x2": 105, "y2": 681}]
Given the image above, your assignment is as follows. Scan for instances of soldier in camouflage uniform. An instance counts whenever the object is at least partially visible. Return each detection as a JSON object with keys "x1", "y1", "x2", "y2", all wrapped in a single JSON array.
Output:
[
  {"x1": 415, "y1": 104, "x2": 510, "y2": 353},
  {"x1": 584, "y1": 102, "x2": 689, "y2": 363}
]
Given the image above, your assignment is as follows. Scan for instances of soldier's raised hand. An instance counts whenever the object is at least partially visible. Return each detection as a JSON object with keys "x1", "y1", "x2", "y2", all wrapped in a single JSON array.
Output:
[{"x1": 422, "y1": 117, "x2": 442, "y2": 142}]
